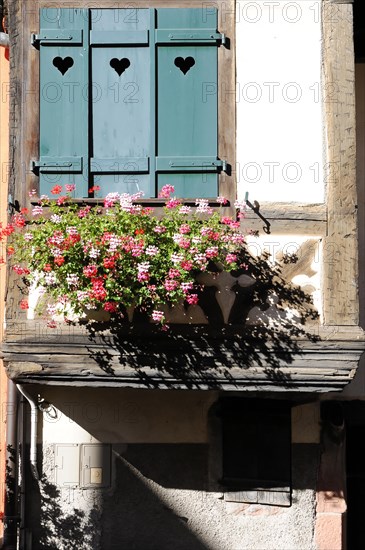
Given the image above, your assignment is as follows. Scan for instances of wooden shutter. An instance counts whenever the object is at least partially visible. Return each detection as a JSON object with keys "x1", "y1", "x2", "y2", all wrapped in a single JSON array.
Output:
[
  {"x1": 37, "y1": 8, "x2": 89, "y2": 196},
  {"x1": 221, "y1": 399, "x2": 292, "y2": 499},
  {"x1": 36, "y1": 8, "x2": 223, "y2": 198},
  {"x1": 89, "y1": 8, "x2": 153, "y2": 197},
  {"x1": 156, "y1": 8, "x2": 221, "y2": 198}
]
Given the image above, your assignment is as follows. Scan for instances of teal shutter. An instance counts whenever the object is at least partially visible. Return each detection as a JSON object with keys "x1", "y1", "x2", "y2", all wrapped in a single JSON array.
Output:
[
  {"x1": 156, "y1": 8, "x2": 220, "y2": 198},
  {"x1": 36, "y1": 8, "x2": 222, "y2": 198},
  {"x1": 37, "y1": 8, "x2": 89, "y2": 196},
  {"x1": 89, "y1": 8, "x2": 154, "y2": 196}
]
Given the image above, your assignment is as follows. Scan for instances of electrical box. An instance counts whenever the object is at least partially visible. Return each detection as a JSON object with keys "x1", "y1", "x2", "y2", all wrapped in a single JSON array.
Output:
[
  {"x1": 80, "y1": 444, "x2": 112, "y2": 489},
  {"x1": 54, "y1": 444, "x2": 80, "y2": 488}
]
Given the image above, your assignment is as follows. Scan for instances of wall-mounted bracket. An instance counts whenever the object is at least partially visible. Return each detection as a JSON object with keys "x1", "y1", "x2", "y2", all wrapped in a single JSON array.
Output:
[{"x1": 244, "y1": 193, "x2": 271, "y2": 234}]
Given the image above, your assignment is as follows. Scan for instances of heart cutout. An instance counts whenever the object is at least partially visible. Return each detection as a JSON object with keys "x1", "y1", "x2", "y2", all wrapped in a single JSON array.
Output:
[
  {"x1": 110, "y1": 58, "x2": 131, "y2": 76},
  {"x1": 174, "y1": 56, "x2": 195, "y2": 75},
  {"x1": 53, "y1": 56, "x2": 74, "y2": 76}
]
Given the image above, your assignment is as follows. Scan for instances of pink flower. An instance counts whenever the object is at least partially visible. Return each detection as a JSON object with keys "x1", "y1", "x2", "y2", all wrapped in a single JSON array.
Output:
[
  {"x1": 168, "y1": 268, "x2": 181, "y2": 279},
  {"x1": 154, "y1": 225, "x2": 166, "y2": 234},
  {"x1": 137, "y1": 262, "x2": 150, "y2": 282},
  {"x1": 205, "y1": 246, "x2": 218, "y2": 258},
  {"x1": 226, "y1": 253, "x2": 237, "y2": 264},
  {"x1": 173, "y1": 235, "x2": 190, "y2": 249},
  {"x1": 28, "y1": 189, "x2": 37, "y2": 197},
  {"x1": 158, "y1": 185, "x2": 175, "y2": 199},
  {"x1": 166, "y1": 198, "x2": 181, "y2": 209},
  {"x1": 217, "y1": 195, "x2": 228, "y2": 205},
  {"x1": 186, "y1": 294, "x2": 199, "y2": 305},
  {"x1": 65, "y1": 184, "x2": 76, "y2": 193},
  {"x1": 164, "y1": 279, "x2": 178, "y2": 291},
  {"x1": 102, "y1": 192, "x2": 119, "y2": 208},
  {"x1": 78, "y1": 206, "x2": 91, "y2": 218},
  {"x1": 151, "y1": 310, "x2": 165, "y2": 322},
  {"x1": 179, "y1": 224, "x2": 191, "y2": 234},
  {"x1": 32, "y1": 205, "x2": 43, "y2": 217}
]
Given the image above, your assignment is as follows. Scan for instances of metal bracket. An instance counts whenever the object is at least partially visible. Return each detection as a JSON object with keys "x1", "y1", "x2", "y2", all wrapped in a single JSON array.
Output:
[
  {"x1": 31, "y1": 30, "x2": 83, "y2": 47},
  {"x1": 155, "y1": 30, "x2": 226, "y2": 45},
  {"x1": 31, "y1": 156, "x2": 83, "y2": 173},
  {"x1": 244, "y1": 193, "x2": 271, "y2": 235},
  {"x1": 156, "y1": 157, "x2": 228, "y2": 172}
]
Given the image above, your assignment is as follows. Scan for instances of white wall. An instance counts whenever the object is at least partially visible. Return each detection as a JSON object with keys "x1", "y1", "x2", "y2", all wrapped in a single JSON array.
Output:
[{"x1": 236, "y1": 0, "x2": 324, "y2": 203}]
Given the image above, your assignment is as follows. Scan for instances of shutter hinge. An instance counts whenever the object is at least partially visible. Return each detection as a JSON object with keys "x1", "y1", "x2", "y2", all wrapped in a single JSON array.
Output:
[
  {"x1": 31, "y1": 157, "x2": 83, "y2": 173},
  {"x1": 31, "y1": 30, "x2": 83, "y2": 48},
  {"x1": 155, "y1": 30, "x2": 226, "y2": 46},
  {"x1": 156, "y1": 157, "x2": 228, "y2": 172}
]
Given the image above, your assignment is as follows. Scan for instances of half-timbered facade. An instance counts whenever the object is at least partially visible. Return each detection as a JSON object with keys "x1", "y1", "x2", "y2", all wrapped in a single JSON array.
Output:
[{"x1": 1, "y1": 1, "x2": 364, "y2": 548}]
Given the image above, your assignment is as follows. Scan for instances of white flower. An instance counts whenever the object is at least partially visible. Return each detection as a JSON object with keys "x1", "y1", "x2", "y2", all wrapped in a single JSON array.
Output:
[
  {"x1": 146, "y1": 246, "x2": 159, "y2": 256},
  {"x1": 138, "y1": 262, "x2": 150, "y2": 273},
  {"x1": 171, "y1": 253, "x2": 184, "y2": 264},
  {"x1": 89, "y1": 247, "x2": 100, "y2": 259},
  {"x1": 66, "y1": 274, "x2": 79, "y2": 287},
  {"x1": 44, "y1": 272, "x2": 57, "y2": 286}
]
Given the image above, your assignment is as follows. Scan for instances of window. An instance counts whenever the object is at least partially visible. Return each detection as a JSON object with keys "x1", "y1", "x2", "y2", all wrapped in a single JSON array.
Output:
[
  {"x1": 220, "y1": 398, "x2": 292, "y2": 506},
  {"x1": 33, "y1": 7, "x2": 226, "y2": 199}
]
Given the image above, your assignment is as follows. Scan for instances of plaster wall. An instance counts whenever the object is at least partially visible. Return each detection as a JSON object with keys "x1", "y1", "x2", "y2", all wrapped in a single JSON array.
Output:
[
  {"x1": 25, "y1": 387, "x2": 320, "y2": 550},
  {"x1": 236, "y1": 0, "x2": 324, "y2": 203}
]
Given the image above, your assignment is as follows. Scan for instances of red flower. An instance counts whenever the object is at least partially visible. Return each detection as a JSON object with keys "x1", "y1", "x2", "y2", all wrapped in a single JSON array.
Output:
[
  {"x1": 135, "y1": 229, "x2": 144, "y2": 235},
  {"x1": 83, "y1": 264, "x2": 98, "y2": 278},
  {"x1": 43, "y1": 264, "x2": 52, "y2": 272},
  {"x1": 13, "y1": 214, "x2": 26, "y2": 228},
  {"x1": 51, "y1": 185, "x2": 63, "y2": 195},
  {"x1": 54, "y1": 256, "x2": 65, "y2": 266},
  {"x1": 3, "y1": 224, "x2": 15, "y2": 236},
  {"x1": 7, "y1": 246, "x2": 15, "y2": 255},
  {"x1": 103, "y1": 301, "x2": 117, "y2": 313},
  {"x1": 20, "y1": 299, "x2": 29, "y2": 310},
  {"x1": 103, "y1": 257, "x2": 116, "y2": 269}
]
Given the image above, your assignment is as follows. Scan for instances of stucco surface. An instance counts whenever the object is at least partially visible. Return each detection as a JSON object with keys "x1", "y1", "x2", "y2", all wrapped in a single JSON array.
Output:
[{"x1": 24, "y1": 386, "x2": 320, "y2": 550}]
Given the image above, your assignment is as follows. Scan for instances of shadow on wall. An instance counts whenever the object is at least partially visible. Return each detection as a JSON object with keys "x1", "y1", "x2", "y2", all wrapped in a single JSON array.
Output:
[
  {"x1": 25, "y1": 452, "x2": 209, "y2": 550},
  {"x1": 33, "y1": 475, "x2": 101, "y2": 550},
  {"x1": 84, "y1": 250, "x2": 319, "y2": 388}
]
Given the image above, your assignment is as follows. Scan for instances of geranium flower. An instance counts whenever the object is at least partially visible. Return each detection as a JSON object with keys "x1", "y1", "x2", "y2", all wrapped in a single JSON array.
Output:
[
  {"x1": 6, "y1": 188, "x2": 248, "y2": 327},
  {"x1": 152, "y1": 310, "x2": 165, "y2": 322},
  {"x1": 51, "y1": 185, "x2": 63, "y2": 195},
  {"x1": 32, "y1": 205, "x2": 43, "y2": 217},
  {"x1": 186, "y1": 294, "x2": 199, "y2": 305},
  {"x1": 158, "y1": 184, "x2": 175, "y2": 198}
]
